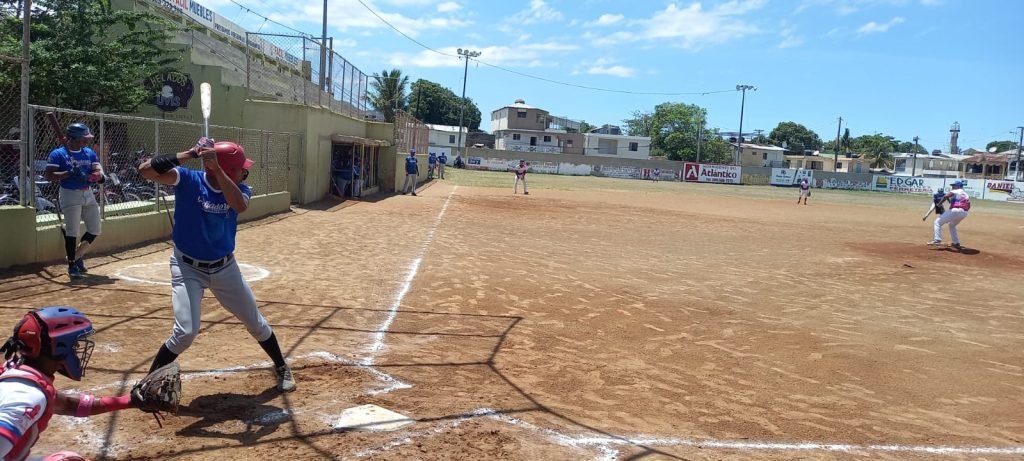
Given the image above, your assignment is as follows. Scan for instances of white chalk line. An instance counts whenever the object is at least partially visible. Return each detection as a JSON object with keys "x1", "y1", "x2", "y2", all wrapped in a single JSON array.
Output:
[
  {"x1": 363, "y1": 187, "x2": 457, "y2": 365},
  {"x1": 353, "y1": 407, "x2": 1024, "y2": 460},
  {"x1": 112, "y1": 262, "x2": 271, "y2": 286}
]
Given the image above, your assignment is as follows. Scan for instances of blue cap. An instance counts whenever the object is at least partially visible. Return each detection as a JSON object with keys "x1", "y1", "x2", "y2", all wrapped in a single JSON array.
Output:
[
  {"x1": 952, "y1": 180, "x2": 964, "y2": 188},
  {"x1": 65, "y1": 123, "x2": 94, "y2": 140}
]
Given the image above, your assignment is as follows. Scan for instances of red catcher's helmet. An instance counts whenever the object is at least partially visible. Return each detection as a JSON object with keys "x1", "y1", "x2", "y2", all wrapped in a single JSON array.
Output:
[
  {"x1": 2, "y1": 306, "x2": 95, "y2": 380},
  {"x1": 211, "y1": 141, "x2": 254, "y2": 175}
]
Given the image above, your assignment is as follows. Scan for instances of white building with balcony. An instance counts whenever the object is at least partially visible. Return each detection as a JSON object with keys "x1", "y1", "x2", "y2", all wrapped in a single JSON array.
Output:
[
  {"x1": 425, "y1": 123, "x2": 467, "y2": 157},
  {"x1": 893, "y1": 152, "x2": 964, "y2": 178}
]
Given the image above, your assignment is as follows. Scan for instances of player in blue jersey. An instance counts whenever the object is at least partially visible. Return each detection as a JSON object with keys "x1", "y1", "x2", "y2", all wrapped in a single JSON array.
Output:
[
  {"x1": 437, "y1": 152, "x2": 447, "y2": 179},
  {"x1": 43, "y1": 124, "x2": 104, "y2": 279},
  {"x1": 401, "y1": 149, "x2": 419, "y2": 196},
  {"x1": 427, "y1": 151, "x2": 437, "y2": 180},
  {"x1": 137, "y1": 138, "x2": 295, "y2": 392}
]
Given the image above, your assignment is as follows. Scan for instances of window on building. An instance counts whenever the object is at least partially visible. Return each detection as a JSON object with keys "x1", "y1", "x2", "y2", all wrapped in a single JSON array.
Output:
[
  {"x1": 449, "y1": 135, "x2": 456, "y2": 144},
  {"x1": 512, "y1": 133, "x2": 521, "y2": 141},
  {"x1": 629, "y1": 142, "x2": 639, "y2": 152},
  {"x1": 566, "y1": 140, "x2": 573, "y2": 147},
  {"x1": 517, "y1": 111, "x2": 527, "y2": 118},
  {"x1": 543, "y1": 135, "x2": 551, "y2": 142},
  {"x1": 762, "y1": 152, "x2": 768, "y2": 160}
]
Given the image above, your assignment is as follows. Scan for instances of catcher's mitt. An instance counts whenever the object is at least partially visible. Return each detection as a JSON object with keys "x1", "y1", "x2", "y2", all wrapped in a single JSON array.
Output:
[{"x1": 131, "y1": 362, "x2": 181, "y2": 425}]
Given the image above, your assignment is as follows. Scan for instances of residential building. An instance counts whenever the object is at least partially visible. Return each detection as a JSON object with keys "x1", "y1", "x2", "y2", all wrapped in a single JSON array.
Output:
[
  {"x1": 892, "y1": 152, "x2": 961, "y2": 177},
  {"x1": 999, "y1": 148, "x2": 1023, "y2": 180},
  {"x1": 733, "y1": 143, "x2": 787, "y2": 168},
  {"x1": 832, "y1": 154, "x2": 872, "y2": 174},
  {"x1": 962, "y1": 152, "x2": 1010, "y2": 180},
  {"x1": 583, "y1": 125, "x2": 651, "y2": 159},
  {"x1": 491, "y1": 99, "x2": 584, "y2": 154},
  {"x1": 425, "y1": 123, "x2": 467, "y2": 157}
]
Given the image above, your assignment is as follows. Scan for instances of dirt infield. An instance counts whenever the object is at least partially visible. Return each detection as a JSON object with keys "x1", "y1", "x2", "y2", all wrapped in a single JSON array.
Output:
[{"x1": 2, "y1": 173, "x2": 1023, "y2": 460}]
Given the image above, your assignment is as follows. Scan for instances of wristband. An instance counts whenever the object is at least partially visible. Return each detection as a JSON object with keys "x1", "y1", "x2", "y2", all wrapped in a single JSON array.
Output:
[{"x1": 75, "y1": 394, "x2": 95, "y2": 417}]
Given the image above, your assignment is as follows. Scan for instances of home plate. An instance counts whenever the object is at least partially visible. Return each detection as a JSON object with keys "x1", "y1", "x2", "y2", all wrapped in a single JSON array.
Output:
[{"x1": 333, "y1": 404, "x2": 414, "y2": 432}]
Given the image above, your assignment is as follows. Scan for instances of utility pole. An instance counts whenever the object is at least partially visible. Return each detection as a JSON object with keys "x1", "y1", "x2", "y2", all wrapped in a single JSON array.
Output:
[
  {"x1": 696, "y1": 112, "x2": 704, "y2": 164},
  {"x1": 912, "y1": 136, "x2": 920, "y2": 177},
  {"x1": 455, "y1": 48, "x2": 481, "y2": 160},
  {"x1": 834, "y1": 117, "x2": 843, "y2": 172},
  {"x1": 735, "y1": 84, "x2": 756, "y2": 165},
  {"x1": 19, "y1": 0, "x2": 31, "y2": 206},
  {"x1": 1016, "y1": 126, "x2": 1024, "y2": 181},
  {"x1": 319, "y1": 0, "x2": 328, "y2": 92}
]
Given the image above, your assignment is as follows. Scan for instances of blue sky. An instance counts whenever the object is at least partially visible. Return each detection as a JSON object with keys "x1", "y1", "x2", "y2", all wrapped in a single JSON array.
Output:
[{"x1": 207, "y1": 0, "x2": 1023, "y2": 152}]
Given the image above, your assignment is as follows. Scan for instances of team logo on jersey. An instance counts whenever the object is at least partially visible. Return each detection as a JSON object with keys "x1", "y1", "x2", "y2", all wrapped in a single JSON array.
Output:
[{"x1": 196, "y1": 196, "x2": 231, "y2": 214}]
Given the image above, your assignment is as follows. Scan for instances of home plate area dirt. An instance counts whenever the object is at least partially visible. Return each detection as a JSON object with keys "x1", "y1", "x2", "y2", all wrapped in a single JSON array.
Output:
[{"x1": 2, "y1": 181, "x2": 1023, "y2": 460}]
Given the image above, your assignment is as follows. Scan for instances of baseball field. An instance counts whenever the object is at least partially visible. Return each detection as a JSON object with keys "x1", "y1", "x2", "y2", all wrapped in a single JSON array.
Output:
[{"x1": 3, "y1": 168, "x2": 1023, "y2": 460}]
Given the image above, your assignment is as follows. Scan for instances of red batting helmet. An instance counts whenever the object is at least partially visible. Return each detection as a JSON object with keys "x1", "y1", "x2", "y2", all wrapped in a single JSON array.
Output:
[{"x1": 210, "y1": 141, "x2": 254, "y2": 175}]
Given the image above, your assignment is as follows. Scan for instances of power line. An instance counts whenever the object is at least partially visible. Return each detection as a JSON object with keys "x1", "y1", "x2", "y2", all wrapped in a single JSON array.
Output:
[
  {"x1": 354, "y1": 0, "x2": 737, "y2": 97},
  {"x1": 228, "y1": 0, "x2": 314, "y2": 38}
]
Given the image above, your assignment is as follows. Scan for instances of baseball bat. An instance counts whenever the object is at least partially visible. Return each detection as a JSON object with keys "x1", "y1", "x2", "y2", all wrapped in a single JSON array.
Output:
[
  {"x1": 201, "y1": 82, "x2": 211, "y2": 138},
  {"x1": 44, "y1": 112, "x2": 65, "y2": 226}
]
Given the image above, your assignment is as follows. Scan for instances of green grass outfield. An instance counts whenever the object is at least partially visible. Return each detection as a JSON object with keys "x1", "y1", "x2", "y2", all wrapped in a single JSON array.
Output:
[{"x1": 438, "y1": 168, "x2": 1024, "y2": 218}]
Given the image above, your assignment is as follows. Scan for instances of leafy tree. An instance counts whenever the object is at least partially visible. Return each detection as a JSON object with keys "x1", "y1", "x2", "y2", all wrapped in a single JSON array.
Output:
[
  {"x1": 408, "y1": 79, "x2": 481, "y2": 130},
  {"x1": 863, "y1": 137, "x2": 895, "y2": 169},
  {"x1": 623, "y1": 102, "x2": 730, "y2": 163},
  {"x1": 986, "y1": 140, "x2": 1018, "y2": 152},
  {"x1": 0, "y1": 0, "x2": 178, "y2": 112},
  {"x1": 368, "y1": 68, "x2": 409, "y2": 123},
  {"x1": 850, "y1": 134, "x2": 898, "y2": 155},
  {"x1": 768, "y1": 122, "x2": 822, "y2": 153},
  {"x1": 896, "y1": 141, "x2": 928, "y2": 154}
]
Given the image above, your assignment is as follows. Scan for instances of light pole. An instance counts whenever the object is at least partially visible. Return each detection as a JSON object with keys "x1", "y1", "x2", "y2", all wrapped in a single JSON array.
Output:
[
  {"x1": 1015, "y1": 127, "x2": 1024, "y2": 181},
  {"x1": 456, "y1": 48, "x2": 481, "y2": 160},
  {"x1": 912, "y1": 136, "x2": 919, "y2": 177},
  {"x1": 735, "y1": 84, "x2": 756, "y2": 165}
]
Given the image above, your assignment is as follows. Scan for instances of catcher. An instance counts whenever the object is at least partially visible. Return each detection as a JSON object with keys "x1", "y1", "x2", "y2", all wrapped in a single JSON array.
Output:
[{"x1": 0, "y1": 306, "x2": 180, "y2": 461}]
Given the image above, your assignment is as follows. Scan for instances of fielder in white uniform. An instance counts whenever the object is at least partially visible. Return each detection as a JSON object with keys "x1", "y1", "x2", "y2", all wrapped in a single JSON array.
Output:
[
  {"x1": 513, "y1": 160, "x2": 529, "y2": 195},
  {"x1": 797, "y1": 179, "x2": 810, "y2": 205},
  {"x1": 139, "y1": 137, "x2": 295, "y2": 392}
]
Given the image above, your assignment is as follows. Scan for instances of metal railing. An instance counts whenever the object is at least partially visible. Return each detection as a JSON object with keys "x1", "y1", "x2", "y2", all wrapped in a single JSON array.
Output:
[{"x1": 25, "y1": 105, "x2": 300, "y2": 226}]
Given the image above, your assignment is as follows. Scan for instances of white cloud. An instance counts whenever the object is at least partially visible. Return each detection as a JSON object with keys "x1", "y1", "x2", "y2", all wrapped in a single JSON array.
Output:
[
  {"x1": 858, "y1": 16, "x2": 905, "y2": 34},
  {"x1": 388, "y1": 42, "x2": 579, "y2": 68},
  {"x1": 587, "y1": 64, "x2": 636, "y2": 78},
  {"x1": 585, "y1": 13, "x2": 624, "y2": 27},
  {"x1": 778, "y1": 27, "x2": 804, "y2": 48},
  {"x1": 257, "y1": 0, "x2": 471, "y2": 38},
  {"x1": 437, "y1": 1, "x2": 460, "y2": 13},
  {"x1": 584, "y1": 0, "x2": 766, "y2": 49},
  {"x1": 508, "y1": 0, "x2": 564, "y2": 25}
]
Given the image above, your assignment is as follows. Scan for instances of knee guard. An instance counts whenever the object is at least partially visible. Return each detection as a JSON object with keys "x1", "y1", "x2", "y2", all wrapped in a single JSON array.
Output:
[{"x1": 81, "y1": 233, "x2": 97, "y2": 244}]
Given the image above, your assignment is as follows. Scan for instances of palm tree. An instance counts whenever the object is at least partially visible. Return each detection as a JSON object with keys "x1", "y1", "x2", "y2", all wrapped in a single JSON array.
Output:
[
  {"x1": 841, "y1": 128, "x2": 851, "y2": 154},
  {"x1": 865, "y1": 138, "x2": 894, "y2": 169},
  {"x1": 367, "y1": 68, "x2": 409, "y2": 123}
]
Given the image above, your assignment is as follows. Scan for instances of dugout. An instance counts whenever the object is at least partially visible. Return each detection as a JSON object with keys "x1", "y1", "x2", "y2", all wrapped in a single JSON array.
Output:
[{"x1": 330, "y1": 135, "x2": 386, "y2": 199}]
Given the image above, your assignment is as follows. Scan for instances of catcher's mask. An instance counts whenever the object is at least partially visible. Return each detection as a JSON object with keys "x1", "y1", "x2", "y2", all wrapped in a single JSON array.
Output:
[{"x1": 1, "y1": 306, "x2": 95, "y2": 381}]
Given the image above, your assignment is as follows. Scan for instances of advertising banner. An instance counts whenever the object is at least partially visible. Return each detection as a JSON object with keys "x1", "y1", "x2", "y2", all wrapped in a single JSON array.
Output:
[
  {"x1": 817, "y1": 177, "x2": 872, "y2": 190},
  {"x1": 982, "y1": 180, "x2": 1024, "y2": 203},
  {"x1": 683, "y1": 163, "x2": 742, "y2": 184},
  {"x1": 770, "y1": 168, "x2": 814, "y2": 186},
  {"x1": 594, "y1": 165, "x2": 642, "y2": 179}
]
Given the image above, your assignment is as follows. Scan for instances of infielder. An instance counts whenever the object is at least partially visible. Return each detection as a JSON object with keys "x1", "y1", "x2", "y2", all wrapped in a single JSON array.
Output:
[
  {"x1": 513, "y1": 160, "x2": 529, "y2": 195},
  {"x1": 922, "y1": 186, "x2": 946, "y2": 222},
  {"x1": 138, "y1": 138, "x2": 295, "y2": 392},
  {"x1": 652, "y1": 168, "x2": 660, "y2": 183},
  {"x1": 929, "y1": 180, "x2": 970, "y2": 249},
  {"x1": 437, "y1": 152, "x2": 447, "y2": 179},
  {"x1": 0, "y1": 307, "x2": 146, "y2": 461},
  {"x1": 44, "y1": 124, "x2": 103, "y2": 279},
  {"x1": 401, "y1": 149, "x2": 419, "y2": 196},
  {"x1": 797, "y1": 179, "x2": 810, "y2": 205}
]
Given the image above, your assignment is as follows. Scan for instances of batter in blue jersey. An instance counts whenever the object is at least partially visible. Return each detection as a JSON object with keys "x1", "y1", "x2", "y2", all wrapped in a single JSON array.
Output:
[{"x1": 138, "y1": 137, "x2": 295, "y2": 392}]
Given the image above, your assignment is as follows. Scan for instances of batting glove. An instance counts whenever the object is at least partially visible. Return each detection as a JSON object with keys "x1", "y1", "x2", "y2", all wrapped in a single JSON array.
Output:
[{"x1": 190, "y1": 137, "x2": 215, "y2": 158}]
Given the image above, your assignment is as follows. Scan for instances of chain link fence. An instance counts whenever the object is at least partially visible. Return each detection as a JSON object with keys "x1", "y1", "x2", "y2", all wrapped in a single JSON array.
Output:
[
  {"x1": 26, "y1": 105, "x2": 300, "y2": 227},
  {"x1": 1, "y1": 55, "x2": 24, "y2": 208},
  {"x1": 246, "y1": 32, "x2": 370, "y2": 119}
]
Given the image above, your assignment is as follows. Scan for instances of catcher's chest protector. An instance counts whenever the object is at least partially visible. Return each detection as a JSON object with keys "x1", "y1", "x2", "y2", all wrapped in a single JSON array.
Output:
[{"x1": 0, "y1": 366, "x2": 56, "y2": 461}]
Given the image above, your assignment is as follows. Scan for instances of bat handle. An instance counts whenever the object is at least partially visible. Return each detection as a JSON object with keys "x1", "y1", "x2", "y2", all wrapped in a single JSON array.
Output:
[{"x1": 203, "y1": 120, "x2": 209, "y2": 138}]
